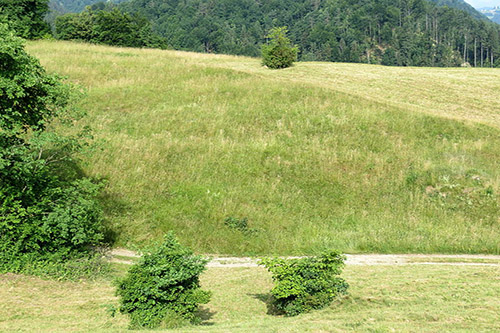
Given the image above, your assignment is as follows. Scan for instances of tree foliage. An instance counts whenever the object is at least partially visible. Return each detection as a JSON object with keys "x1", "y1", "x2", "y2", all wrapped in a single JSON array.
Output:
[
  {"x1": 116, "y1": 232, "x2": 211, "y2": 329},
  {"x1": 261, "y1": 27, "x2": 298, "y2": 69},
  {"x1": 0, "y1": 24, "x2": 104, "y2": 273},
  {"x1": 260, "y1": 251, "x2": 349, "y2": 316},
  {"x1": 119, "y1": 0, "x2": 500, "y2": 67},
  {"x1": 55, "y1": 6, "x2": 166, "y2": 48},
  {"x1": 49, "y1": 0, "x2": 128, "y2": 13},
  {"x1": 0, "y1": 0, "x2": 50, "y2": 38}
]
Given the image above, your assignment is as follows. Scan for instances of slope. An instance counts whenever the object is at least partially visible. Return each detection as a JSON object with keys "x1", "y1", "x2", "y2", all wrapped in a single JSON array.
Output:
[
  {"x1": 48, "y1": 0, "x2": 127, "y2": 13},
  {"x1": 27, "y1": 41, "x2": 500, "y2": 255},
  {"x1": 118, "y1": 0, "x2": 500, "y2": 66},
  {"x1": 428, "y1": 0, "x2": 487, "y2": 20}
]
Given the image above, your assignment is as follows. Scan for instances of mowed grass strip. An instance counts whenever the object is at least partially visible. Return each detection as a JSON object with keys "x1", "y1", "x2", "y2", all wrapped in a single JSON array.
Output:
[
  {"x1": 27, "y1": 41, "x2": 500, "y2": 255},
  {"x1": 1, "y1": 265, "x2": 500, "y2": 332},
  {"x1": 180, "y1": 54, "x2": 500, "y2": 129}
]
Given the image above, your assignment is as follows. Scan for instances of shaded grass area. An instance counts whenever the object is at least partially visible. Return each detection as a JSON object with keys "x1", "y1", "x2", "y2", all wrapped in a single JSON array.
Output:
[
  {"x1": 1, "y1": 265, "x2": 500, "y2": 331},
  {"x1": 26, "y1": 41, "x2": 500, "y2": 255}
]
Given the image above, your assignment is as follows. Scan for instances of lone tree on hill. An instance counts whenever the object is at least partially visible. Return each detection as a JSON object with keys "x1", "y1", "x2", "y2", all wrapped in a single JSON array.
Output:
[{"x1": 261, "y1": 26, "x2": 298, "y2": 69}]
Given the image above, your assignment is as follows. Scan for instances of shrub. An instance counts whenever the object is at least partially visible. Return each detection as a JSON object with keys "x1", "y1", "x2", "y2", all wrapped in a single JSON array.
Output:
[
  {"x1": 0, "y1": 24, "x2": 105, "y2": 276},
  {"x1": 116, "y1": 233, "x2": 211, "y2": 329},
  {"x1": 224, "y1": 216, "x2": 258, "y2": 235},
  {"x1": 261, "y1": 27, "x2": 298, "y2": 69},
  {"x1": 259, "y1": 251, "x2": 349, "y2": 316}
]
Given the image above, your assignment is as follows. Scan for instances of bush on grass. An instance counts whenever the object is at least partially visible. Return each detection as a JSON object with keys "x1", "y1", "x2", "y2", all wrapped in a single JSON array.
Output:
[
  {"x1": 260, "y1": 250, "x2": 349, "y2": 316},
  {"x1": 116, "y1": 232, "x2": 211, "y2": 329}
]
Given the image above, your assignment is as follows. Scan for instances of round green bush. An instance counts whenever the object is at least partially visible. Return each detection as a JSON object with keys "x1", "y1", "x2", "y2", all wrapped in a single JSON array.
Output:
[
  {"x1": 116, "y1": 232, "x2": 211, "y2": 329},
  {"x1": 260, "y1": 250, "x2": 349, "y2": 316}
]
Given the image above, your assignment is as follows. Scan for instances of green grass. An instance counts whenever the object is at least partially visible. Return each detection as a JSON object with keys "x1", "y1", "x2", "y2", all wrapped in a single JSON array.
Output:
[
  {"x1": 1, "y1": 264, "x2": 500, "y2": 331},
  {"x1": 26, "y1": 40, "x2": 500, "y2": 255}
]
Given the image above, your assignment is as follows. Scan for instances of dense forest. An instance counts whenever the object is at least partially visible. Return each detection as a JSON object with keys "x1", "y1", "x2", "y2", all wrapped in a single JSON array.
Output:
[
  {"x1": 49, "y1": 0, "x2": 127, "y2": 13},
  {"x1": 116, "y1": 0, "x2": 500, "y2": 67},
  {"x1": 46, "y1": 0, "x2": 127, "y2": 28},
  {"x1": 3, "y1": 0, "x2": 500, "y2": 67},
  {"x1": 428, "y1": 0, "x2": 487, "y2": 20}
]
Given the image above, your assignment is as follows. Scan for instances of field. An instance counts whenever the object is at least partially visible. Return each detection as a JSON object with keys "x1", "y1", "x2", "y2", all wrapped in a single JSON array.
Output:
[
  {"x1": 1, "y1": 263, "x2": 500, "y2": 332},
  {"x1": 2, "y1": 40, "x2": 498, "y2": 332},
  {"x1": 26, "y1": 40, "x2": 500, "y2": 255}
]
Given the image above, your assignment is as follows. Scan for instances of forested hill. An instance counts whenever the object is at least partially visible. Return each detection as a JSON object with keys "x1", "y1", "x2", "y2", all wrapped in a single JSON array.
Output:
[
  {"x1": 117, "y1": 0, "x2": 500, "y2": 67},
  {"x1": 428, "y1": 0, "x2": 487, "y2": 20},
  {"x1": 49, "y1": 0, "x2": 126, "y2": 13},
  {"x1": 480, "y1": 7, "x2": 500, "y2": 24}
]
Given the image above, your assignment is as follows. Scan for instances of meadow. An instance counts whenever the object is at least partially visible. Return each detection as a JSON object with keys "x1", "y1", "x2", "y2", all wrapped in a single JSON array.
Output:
[
  {"x1": 1, "y1": 263, "x2": 500, "y2": 332},
  {"x1": 26, "y1": 41, "x2": 500, "y2": 255}
]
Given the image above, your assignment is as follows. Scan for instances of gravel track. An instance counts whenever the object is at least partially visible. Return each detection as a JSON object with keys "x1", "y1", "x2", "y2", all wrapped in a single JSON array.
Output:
[{"x1": 110, "y1": 249, "x2": 500, "y2": 267}]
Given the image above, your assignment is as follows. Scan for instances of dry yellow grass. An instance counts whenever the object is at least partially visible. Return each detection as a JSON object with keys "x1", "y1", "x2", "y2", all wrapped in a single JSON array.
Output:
[
  {"x1": 159, "y1": 49, "x2": 500, "y2": 128},
  {"x1": 0, "y1": 273, "x2": 127, "y2": 331},
  {"x1": 28, "y1": 41, "x2": 500, "y2": 128},
  {"x1": 1, "y1": 264, "x2": 500, "y2": 331}
]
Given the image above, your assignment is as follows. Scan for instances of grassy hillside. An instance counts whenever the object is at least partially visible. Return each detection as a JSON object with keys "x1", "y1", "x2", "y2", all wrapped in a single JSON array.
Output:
[
  {"x1": 27, "y1": 41, "x2": 500, "y2": 255},
  {"x1": 2, "y1": 264, "x2": 500, "y2": 331}
]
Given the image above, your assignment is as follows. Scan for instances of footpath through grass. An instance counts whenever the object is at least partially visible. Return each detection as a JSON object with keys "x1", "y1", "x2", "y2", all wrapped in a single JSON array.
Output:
[
  {"x1": 26, "y1": 41, "x2": 500, "y2": 255},
  {"x1": 1, "y1": 264, "x2": 500, "y2": 332}
]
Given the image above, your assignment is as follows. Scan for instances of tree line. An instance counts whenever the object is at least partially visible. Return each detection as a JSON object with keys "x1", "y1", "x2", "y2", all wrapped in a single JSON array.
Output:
[
  {"x1": 2, "y1": 0, "x2": 500, "y2": 66},
  {"x1": 117, "y1": 0, "x2": 500, "y2": 67},
  {"x1": 54, "y1": 3, "x2": 166, "y2": 48}
]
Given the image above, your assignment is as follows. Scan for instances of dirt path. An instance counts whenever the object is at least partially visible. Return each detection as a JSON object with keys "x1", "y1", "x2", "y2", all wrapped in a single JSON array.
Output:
[{"x1": 110, "y1": 249, "x2": 500, "y2": 267}]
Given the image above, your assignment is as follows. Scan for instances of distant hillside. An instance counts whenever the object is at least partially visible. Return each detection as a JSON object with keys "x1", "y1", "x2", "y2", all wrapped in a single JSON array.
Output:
[
  {"x1": 480, "y1": 7, "x2": 500, "y2": 24},
  {"x1": 46, "y1": 0, "x2": 128, "y2": 29},
  {"x1": 117, "y1": 0, "x2": 500, "y2": 67},
  {"x1": 428, "y1": 0, "x2": 487, "y2": 20},
  {"x1": 49, "y1": 0, "x2": 126, "y2": 13}
]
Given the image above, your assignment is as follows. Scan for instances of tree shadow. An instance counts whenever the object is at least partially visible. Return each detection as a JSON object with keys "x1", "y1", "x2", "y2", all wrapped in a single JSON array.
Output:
[
  {"x1": 249, "y1": 293, "x2": 284, "y2": 316},
  {"x1": 195, "y1": 306, "x2": 217, "y2": 326},
  {"x1": 52, "y1": 156, "x2": 130, "y2": 247},
  {"x1": 52, "y1": 156, "x2": 88, "y2": 181},
  {"x1": 99, "y1": 189, "x2": 130, "y2": 245}
]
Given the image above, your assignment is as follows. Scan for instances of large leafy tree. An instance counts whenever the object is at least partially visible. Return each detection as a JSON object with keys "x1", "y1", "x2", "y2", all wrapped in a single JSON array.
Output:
[
  {"x1": 0, "y1": 24, "x2": 104, "y2": 271},
  {"x1": 55, "y1": 6, "x2": 166, "y2": 48},
  {"x1": 0, "y1": 0, "x2": 50, "y2": 38}
]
